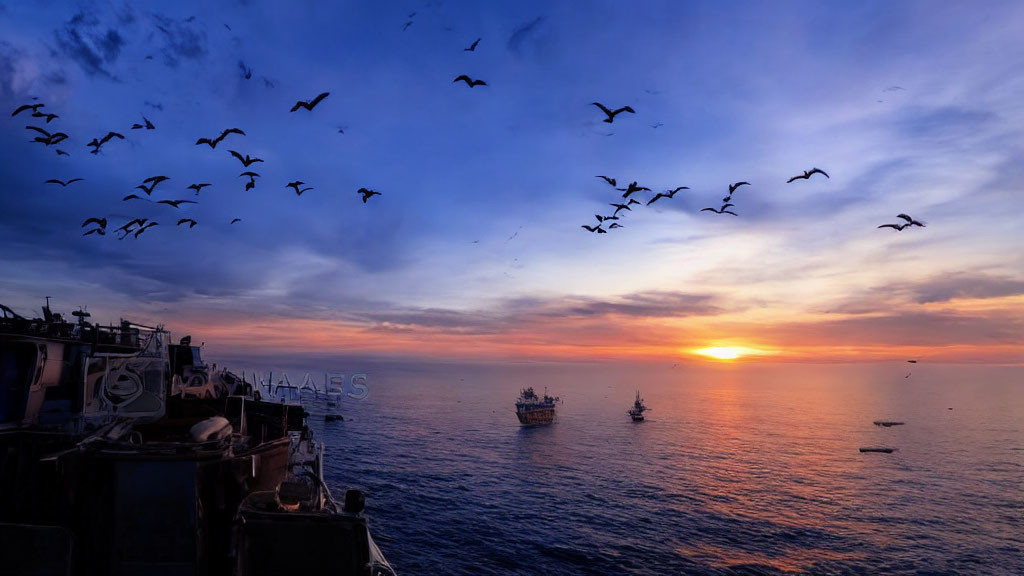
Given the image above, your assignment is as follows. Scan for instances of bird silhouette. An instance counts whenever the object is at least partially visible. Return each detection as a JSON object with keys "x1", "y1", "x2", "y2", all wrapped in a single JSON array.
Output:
[
  {"x1": 230, "y1": 218, "x2": 242, "y2": 225},
  {"x1": 666, "y1": 186, "x2": 690, "y2": 196},
  {"x1": 357, "y1": 188, "x2": 381, "y2": 203},
  {"x1": 286, "y1": 181, "x2": 313, "y2": 195},
  {"x1": 177, "y1": 218, "x2": 198, "y2": 228},
  {"x1": 896, "y1": 213, "x2": 926, "y2": 227},
  {"x1": 26, "y1": 126, "x2": 68, "y2": 146},
  {"x1": 701, "y1": 205, "x2": 738, "y2": 215},
  {"x1": 116, "y1": 218, "x2": 148, "y2": 236},
  {"x1": 87, "y1": 131, "x2": 124, "y2": 154},
  {"x1": 131, "y1": 116, "x2": 155, "y2": 130},
  {"x1": 31, "y1": 111, "x2": 59, "y2": 123},
  {"x1": 608, "y1": 222, "x2": 623, "y2": 229},
  {"x1": 646, "y1": 192, "x2": 671, "y2": 205},
  {"x1": 591, "y1": 102, "x2": 635, "y2": 123},
  {"x1": 596, "y1": 175, "x2": 617, "y2": 187},
  {"x1": 122, "y1": 194, "x2": 146, "y2": 201},
  {"x1": 453, "y1": 75, "x2": 487, "y2": 88},
  {"x1": 290, "y1": 92, "x2": 330, "y2": 112},
  {"x1": 136, "y1": 176, "x2": 169, "y2": 195},
  {"x1": 45, "y1": 178, "x2": 84, "y2": 187},
  {"x1": 618, "y1": 181, "x2": 651, "y2": 198},
  {"x1": 786, "y1": 168, "x2": 828, "y2": 183},
  {"x1": 610, "y1": 203, "x2": 633, "y2": 215},
  {"x1": 196, "y1": 128, "x2": 245, "y2": 149},
  {"x1": 240, "y1": 171, "x2": 260, "y2": 191},
  {"x1": 877, "y1": 223, "x2": 909, "y2": 231},
  {"x1": 188, "y1": 183, "x2": 212, "y2": 195},
  {"x1": 229, "y1": 150, "x2": 263, "y2": 167},
  {"x1": 729, "y1": 181, "x2": 750, "y2": 194},
  {"x1": 12, "y1": 103, "x2": 45, "y2": 117},
  {"x1": 157, "y1": 199, "x2": 198, "y2": 208},
  {"x1": 581, "y1": 224, "x2": 606, "y2": 233},
  {"x1": 134, "y1": 222, "x2": 159, "y2": 238},
  {"x1": 464, "y1": 38, "x2": 481, "y2": 51},
  {"x1": 55, "y1": 149, "x2": 69, "y2": 157},
  {"x1": 81, "y1": 217, "x2": 107, "y2": 229}
]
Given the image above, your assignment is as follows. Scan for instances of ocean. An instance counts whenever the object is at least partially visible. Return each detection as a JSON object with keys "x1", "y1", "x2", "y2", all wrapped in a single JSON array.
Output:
[{"x1": 303, "y1": 362, "x2": 1023, "y2": 575}]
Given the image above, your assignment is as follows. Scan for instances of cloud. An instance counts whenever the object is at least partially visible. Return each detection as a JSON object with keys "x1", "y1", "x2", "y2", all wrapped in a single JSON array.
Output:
[
  {"x1": 151, "y1": 13, "x2": 207, "y2": 68},
  {"x1": 54, "y1": 11, "x2": 125, "y2": 79}
]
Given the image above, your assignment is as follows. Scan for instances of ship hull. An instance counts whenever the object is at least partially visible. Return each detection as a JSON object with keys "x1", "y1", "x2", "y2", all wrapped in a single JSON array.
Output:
[{"x1": 516, "y1": 407, "x2": 556, "y2": 426}]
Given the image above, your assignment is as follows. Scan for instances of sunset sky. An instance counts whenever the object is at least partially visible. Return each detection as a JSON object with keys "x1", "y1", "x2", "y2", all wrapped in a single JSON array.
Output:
[{"x1": 1, "y1": 1, "x2": 1023, "y2": 365}]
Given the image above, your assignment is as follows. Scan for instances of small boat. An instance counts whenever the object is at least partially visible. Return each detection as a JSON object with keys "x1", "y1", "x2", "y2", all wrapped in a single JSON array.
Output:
[
  {"x1": 859, "y1": 447, "x2": 896, "y2": 453},
  {"x1": 873, "y1": 420, "x2": 905, "y2": 427},
  {"x1": 627, "y1": 390, "x2": 648, "y2": 422},
  {"x1": 324, "y1": 414, "x2": 344, "y2": 422}
]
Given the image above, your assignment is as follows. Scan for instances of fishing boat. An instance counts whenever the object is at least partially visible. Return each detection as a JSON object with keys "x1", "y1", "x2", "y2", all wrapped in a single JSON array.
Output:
[
  {"x1": 0, "y1": 300, "x2": 395, "y2": 575},
  {"x1": 859, "y1": 447, "x2": 896, "y2": 453},
  {"x1": 627, "y1": 390, "x2": 648, "y2": 422},
  {"x1": 515, "y1": 387, "x2": 559, "y2": 425}
]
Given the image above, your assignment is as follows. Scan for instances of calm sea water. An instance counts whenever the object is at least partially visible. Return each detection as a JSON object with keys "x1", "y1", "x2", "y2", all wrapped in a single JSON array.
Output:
[{"x1": 303, "y1": 363, "x2": 1023, "y2": 575}]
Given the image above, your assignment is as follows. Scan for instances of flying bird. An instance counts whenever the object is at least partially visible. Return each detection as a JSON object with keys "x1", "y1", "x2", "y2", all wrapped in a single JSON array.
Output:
[
  {"x1": 87, "y1": 131, "x2": 124, "y2": 154},
  {"x1": 12, "y1": 103, "x2": 45, "y2": 117},
  {"x1": 134, "y1": 222, "x2": 159, "y2": 238},
  {"x1": 728, "y1": 181, "x2": 750, "y2": 194},
  {"x1": 591, "y1": 102, "x2": 635, "y2": 123},
  {"x1": 786, "y1": 168, "x2": 829, "y2": 183},
  {"x1": 31, "y1": 111, "x2": 59, "y2": 123},
  {"x1": 464, "y1": 38, "x2": 481, "y2": 51},
  {"x1": 230, "y1": 218, "x2": 242, "y2": 225},
  {"x1": 240, "y1": 171, "x2": 260, "y2": 191},
  {"x1": 596, "y1": 175, "x2": 617, "y2": 187},
  {"x1": 131, "y1": 116, "x2": 155, "y2": 130},
  {"x1": 290, "y1": 92, "x2": 330, "y2": 112},
  {"x1": 157, "y1": 199, "x2": 198, "y2": 208},
  {"x1": 286, "y1": 181, "x2": 313, "y2": 195},
  {"x1": 177, "y1": 218, "x2": 198, "y2": 228},
  {"x1": 581, "y1": 225, "x2": 606, "y2": 233},
  {"x1": 666, "y1": 186, "x2": 690, "y2": 196},
  {"x1": 188, "y1": 183, "x2": 212, "y2": 195},
  {"x1": 136, "y1": 177, "x2": 169, "y2": 195},
  {"x1": 610, "y1": 203, "x2": 632, "y2": 215},
  {"x1": 45, "y1": 178, "x2": 83, "y2": 187},
  {"x1": 81, "y1": 217, "x2": 107, "y2": 229},
  {"x1": 122, "y1": 194, "x2": 145, "y2": 201},
  {"x1": 26, "y1": 126, "x2": 68, "y2": 146},
  {"x1": 357, "y1": 188, "x2": 381, "y2": 203},
  {"x1": 453, "y1": 75, "x2": 487, "y2": 88},
  {"x1": 877, "y1": 223, "x2": 909, "y2": 231},
  {"x1": 229, "y1": 150, "x2": 263, "y2": 167},
  {"x1": 617, "y1": 181, "x2": 651, "y2": 198},
  {"x1": 701, "y1": 205, "x2": 738, "y2": 215},
  {"x1": 196, "y1": 128, "x2": 245, "y2": 149},
  {"x1": 56, "y1": 149, "x2": 69, "y2": 157},
  {"x1": 647, "y1": 192, "x2": 671, "y2": 205},
  {"x1": 608, "y1": 223, "x2": 623, "y2": 229},
  {"x1": 896, "y1": 213, "x2": 926, "y2": 227}
]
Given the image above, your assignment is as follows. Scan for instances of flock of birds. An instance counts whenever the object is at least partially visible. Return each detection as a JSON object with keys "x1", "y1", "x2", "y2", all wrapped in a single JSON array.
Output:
[
  {"x1": 11, "y1": 91, "x2": 382, "y2": 240},
  {"x1": 9, "y1": 23, "x2": 927, "y2": 244}
]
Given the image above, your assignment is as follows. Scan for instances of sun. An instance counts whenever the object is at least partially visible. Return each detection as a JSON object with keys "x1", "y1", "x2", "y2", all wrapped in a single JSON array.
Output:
[{"x1": 694, "y1": 347, "x2": 743, "y2": 360}]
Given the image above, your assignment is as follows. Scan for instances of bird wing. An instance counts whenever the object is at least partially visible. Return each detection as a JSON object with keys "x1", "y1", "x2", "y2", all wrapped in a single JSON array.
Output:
[
  {"x1": 810, "y1": 168, "x2": 829, "y2": 178},
  {"x1": 240, "y1": 171, "x2": 260, "y2": 178},
  {"x1": 157, "y1": 200, "x2": 176, "y2": 206},
  {"x1": 646, "y1": 194, "x2": 665, "y2": 205},
  {"x1": 591, "y1": 102, "x2": 613, "y2": 116},
  {"x1": 614, "y1": 106, "x2": 635, "y2": 115},
  {"x1": 123, "y1": 194, "x2": 140, "y2": 201},
  {"x1": 310, "y1": 92, "x2": 330, "y2": 107},
  {"x1": 722, "y1": 210, "x2": 738, "y2": 216},
  {"x1": 82, "y1": 218, "x2": 103, "y2": 227},
  {"x1": 67, "y1": 178, "x2": 83, "y2": 184},
  {"x1": 144, "y1": 117, "x2": 154, "y2": 129},
  {"x1": 12, "y1": 104, "x2": 34, "y2": 116},
  {"x1": 25, "y1": 125, "x2": 50, "y2": 137},
  {"x1": 105, "y1": 132, "x2": 125, "y2": 141},
  {"x1": 132, "y1": 124, "x2": 143, "y2": 129},
  {"x1": 700, "y1": 208, "x2": 716, "y2": 212},
  {"x1": 731, "y1": 181, "x2": 750, "y2": 192},
  {"x1": 453, "y1": 75, "x2": 471, "y2": 85},
  {"x1": 289, "y1": 101, "x2": 304, "y2": 112},
  {"x1": 177, "y1": 219, "x2": 191, "y2": 226},
  {"x1": 786, "y1": 175, "x2": 800, "y2": 183},
  {"x1": 231, "y1": 218, "x2": 241, "y2": 224},
  {"x1": 229, "y1": 150, "x2": 245, "y2": 163},
  {"x1": 896, "y1": 213, "x2": 913, "y2": 223},
  {"x1": 910, "y1": 220, "x2": 926, "y2": 227},
  {"x1": 45, "y1": 179, "x2": 64, "y2": 185},
  {"x1": 196, "y1": 137, "x2": 213, "y2": 146},
  {"x1": 877, "y1": 224, "x2": 900, "y2": 230}
]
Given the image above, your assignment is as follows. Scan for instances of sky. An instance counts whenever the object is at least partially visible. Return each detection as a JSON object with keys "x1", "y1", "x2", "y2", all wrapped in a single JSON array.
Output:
[{"x1": 1, "y1": 0, "x2": 1023, "y2": 365}]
